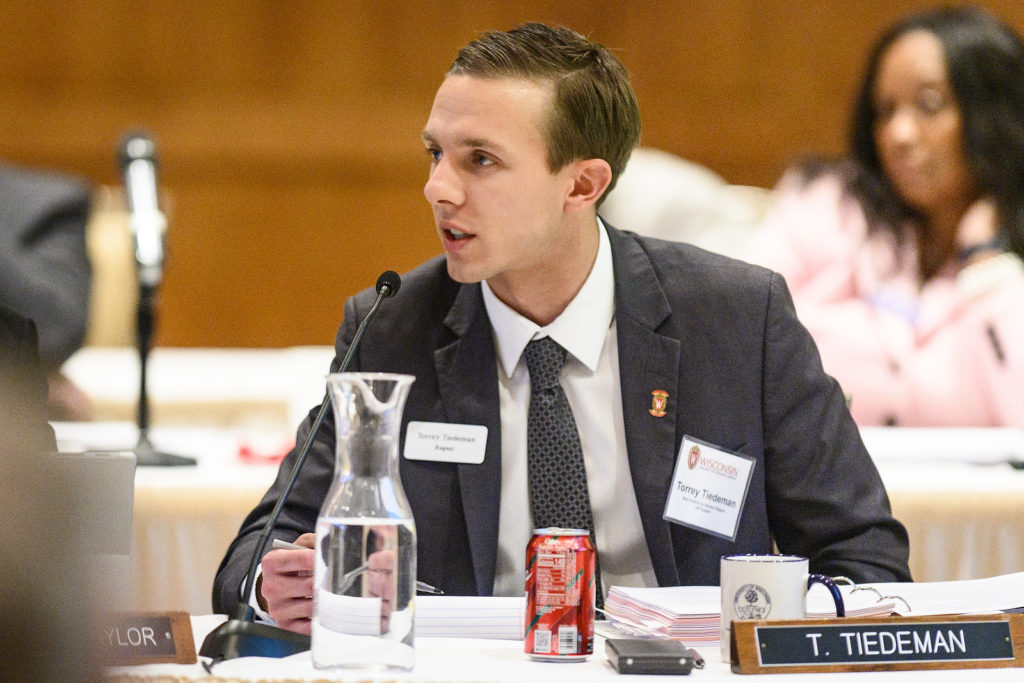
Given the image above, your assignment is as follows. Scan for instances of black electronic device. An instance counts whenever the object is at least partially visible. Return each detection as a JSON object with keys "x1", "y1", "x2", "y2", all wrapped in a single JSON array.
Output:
[{"x1": 605, "y1": 638, "x2": 698, "y2": 675}]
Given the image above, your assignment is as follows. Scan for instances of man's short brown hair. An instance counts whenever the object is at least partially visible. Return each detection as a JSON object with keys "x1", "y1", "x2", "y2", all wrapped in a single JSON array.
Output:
[{"x1": 448, "y1": 22, "x2": 641, "y2": 202}]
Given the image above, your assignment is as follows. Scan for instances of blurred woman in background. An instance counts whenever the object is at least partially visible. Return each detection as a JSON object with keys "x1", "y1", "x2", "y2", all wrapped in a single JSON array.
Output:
[{"x1": 750, "y1": 6, "x2": 1024, "y2": 427}]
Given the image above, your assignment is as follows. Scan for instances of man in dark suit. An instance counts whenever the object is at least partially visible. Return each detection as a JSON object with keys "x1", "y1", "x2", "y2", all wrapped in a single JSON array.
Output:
[{"x1": 214, "y1": 23, "x2": 910, "y2": 632}]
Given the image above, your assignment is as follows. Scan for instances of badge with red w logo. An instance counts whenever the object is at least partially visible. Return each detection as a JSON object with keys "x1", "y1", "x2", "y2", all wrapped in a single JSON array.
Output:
[{"x1": 688, "y1": 444, "x2": 700, "y2": 469}]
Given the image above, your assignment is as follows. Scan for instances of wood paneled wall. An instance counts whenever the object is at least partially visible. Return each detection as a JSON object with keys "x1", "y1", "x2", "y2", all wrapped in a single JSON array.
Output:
[{"x1": 2, "y1": 1, "x2": 1022, "y2": 347}]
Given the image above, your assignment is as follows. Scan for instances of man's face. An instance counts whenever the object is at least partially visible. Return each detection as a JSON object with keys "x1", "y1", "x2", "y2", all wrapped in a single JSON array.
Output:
[{"x1": 422, "y1": 75, "x2": 580, "y2": 292}]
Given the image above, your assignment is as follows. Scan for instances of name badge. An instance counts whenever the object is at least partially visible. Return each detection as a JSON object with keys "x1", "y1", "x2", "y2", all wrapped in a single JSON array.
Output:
[
  {"x1": 404, "y1": 421, "x2": 487, "y2": 464},
  {"x1": 663, "y1": 435, "x2": 755, "y2": 541}
]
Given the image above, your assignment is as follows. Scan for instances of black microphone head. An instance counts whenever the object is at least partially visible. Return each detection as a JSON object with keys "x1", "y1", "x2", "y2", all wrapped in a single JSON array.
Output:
[
  {"x1": 376, "y1": 270, "x2": 401, "y2": 298},
  {"x1": 118, "y1": 131, "x2": 158, "y2": 167}
]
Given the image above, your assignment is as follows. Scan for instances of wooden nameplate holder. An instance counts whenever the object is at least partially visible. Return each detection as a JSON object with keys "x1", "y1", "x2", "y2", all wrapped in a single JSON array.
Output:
[
  {"x1": 100, "y1": 611, "x2": 196, "y2": 665},
  {"x1": 731, "y1": 613, "x2": 1023, "y2": 674}
]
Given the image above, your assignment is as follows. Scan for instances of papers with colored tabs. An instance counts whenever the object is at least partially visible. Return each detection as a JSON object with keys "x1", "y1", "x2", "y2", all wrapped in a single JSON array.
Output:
[
  {"x1": 602, "y1": 572, "x2": 1024, "y2": 645},
  {"x1": 604, "y1": 584, "x2": 897, "y2": 644},
  {"x1": 415, "y1": 596, "x2": 525, "y2": 640}
]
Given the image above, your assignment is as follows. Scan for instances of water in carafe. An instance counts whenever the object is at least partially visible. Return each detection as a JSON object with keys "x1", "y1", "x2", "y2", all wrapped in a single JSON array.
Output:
[{"x1": 312, "y1": 373, "x2": 416, "y2": 671}]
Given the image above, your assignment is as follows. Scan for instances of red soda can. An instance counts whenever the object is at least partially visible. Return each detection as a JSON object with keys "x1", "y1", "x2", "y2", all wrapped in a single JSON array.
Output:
[{"x1": 524, "y1": 527, "x2": 596, "y2": 661}]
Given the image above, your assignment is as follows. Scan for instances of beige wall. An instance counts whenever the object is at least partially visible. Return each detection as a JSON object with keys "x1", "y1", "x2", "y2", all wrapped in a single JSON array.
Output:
[{"x1": 3, "y1": 1, "x2": 1022, "y2": 347}]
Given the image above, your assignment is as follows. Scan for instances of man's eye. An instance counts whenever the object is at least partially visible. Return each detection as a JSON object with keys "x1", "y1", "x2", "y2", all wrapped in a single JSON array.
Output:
[
  {"x1": 472, "y1": 153, "x2": 494, "y2": 167},
  {"x1": 426, "y1": 148, "x2": 441, "y2": 162}
]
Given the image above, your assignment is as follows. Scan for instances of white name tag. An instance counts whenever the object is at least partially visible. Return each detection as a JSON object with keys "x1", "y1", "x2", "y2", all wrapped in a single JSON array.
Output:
[
  {"x1": 663, "y1": 436, "x2": 755, "y2": 541},
  {"x1": 404, "y1": 421, "x2": 488, "y2": 464}
]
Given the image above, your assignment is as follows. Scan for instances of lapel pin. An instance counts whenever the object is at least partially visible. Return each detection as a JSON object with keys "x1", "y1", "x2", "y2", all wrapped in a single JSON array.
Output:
[{"x1": 649, "y1": 390, "x2": 669, "y2": 417}]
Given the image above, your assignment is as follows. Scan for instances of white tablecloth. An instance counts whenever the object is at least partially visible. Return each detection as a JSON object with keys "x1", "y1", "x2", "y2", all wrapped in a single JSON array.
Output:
[
  {"x1": 55, "y1": 421, "x2": 1024, "y2": 616},
  {"x1": 54, "y1": 349, "x2": 1024, "y2": 615},
  {"x1": 103, "y1": 614, "x2": 1023, "y2": 682}
]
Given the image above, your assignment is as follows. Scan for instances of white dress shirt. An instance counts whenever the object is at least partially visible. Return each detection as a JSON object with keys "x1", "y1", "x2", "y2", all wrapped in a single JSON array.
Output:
[{"x1": 483, "y1": 220, "x2": 657, "y2": 597}]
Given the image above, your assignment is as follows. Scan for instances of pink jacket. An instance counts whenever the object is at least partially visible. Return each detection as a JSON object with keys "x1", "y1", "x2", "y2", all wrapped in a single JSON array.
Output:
[{"x1": 747, "y1": 172, "x2": 1024, "y2": 427}]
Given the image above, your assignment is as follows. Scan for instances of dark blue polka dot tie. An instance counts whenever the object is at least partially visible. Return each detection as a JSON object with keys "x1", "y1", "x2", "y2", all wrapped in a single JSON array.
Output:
[{"x1": 525, "y1": 336, "x2": 603, "y2": 608}]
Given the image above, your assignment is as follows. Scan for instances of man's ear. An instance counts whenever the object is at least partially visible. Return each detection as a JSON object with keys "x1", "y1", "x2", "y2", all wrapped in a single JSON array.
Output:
[{"x1": 564, "y1": 159, "x2": 612, "y2": 212}]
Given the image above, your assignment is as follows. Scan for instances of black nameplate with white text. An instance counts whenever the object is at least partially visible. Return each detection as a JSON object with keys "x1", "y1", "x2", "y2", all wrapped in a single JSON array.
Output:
[
  {"x1": 100, "y1": 611, "x2": 196, "y2": 665},
  {"x1": 731, "y1": 614, "x2": 1024, "y2": 674},
  {"x1": 757, "y1": 621, "x2": 1013, "y2": 666}
]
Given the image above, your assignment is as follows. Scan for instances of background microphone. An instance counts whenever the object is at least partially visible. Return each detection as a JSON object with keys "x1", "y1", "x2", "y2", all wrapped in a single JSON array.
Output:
[
  {"x1": 119, "y1": 132, "x2": 166, "y2": 289},
  {"x1": 118, "y1": 131, "x2": 195, "y2": 467},
  {"x1": 200, "y1": 270, "x2": 402, "y2": 663}
]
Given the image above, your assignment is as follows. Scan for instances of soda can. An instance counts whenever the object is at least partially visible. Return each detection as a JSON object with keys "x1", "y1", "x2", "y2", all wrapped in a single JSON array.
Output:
[{"x1": 524, "y1": 527, "x2": 596, "y2": 661}]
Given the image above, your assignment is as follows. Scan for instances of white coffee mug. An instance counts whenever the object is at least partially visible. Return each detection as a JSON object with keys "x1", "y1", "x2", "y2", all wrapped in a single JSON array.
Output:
[{"x1": 719, "y1": 554, "x2": 844, "y2": 663}]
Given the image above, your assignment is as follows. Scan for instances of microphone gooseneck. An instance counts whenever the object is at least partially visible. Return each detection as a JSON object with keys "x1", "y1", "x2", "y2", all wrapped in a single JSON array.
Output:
[{"x1": 199, "y1": 270, "x2": 402, "y2": 663}]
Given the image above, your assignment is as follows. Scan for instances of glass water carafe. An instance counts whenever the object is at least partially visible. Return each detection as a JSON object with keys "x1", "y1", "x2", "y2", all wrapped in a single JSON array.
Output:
[{"x1": 312, "y1": 373, "x2": 416, "y2": 671}]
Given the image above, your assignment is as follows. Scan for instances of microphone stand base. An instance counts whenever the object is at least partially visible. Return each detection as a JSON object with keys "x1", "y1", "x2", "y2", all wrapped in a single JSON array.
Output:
[{"x1": 200, "y1": 618, "x2": 311, "y2": 661}]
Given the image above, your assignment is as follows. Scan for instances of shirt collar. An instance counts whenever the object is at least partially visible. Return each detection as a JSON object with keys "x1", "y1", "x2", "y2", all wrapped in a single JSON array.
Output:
[{"x1": 482, "y1": 219, "x2": 615, "y2": 376}]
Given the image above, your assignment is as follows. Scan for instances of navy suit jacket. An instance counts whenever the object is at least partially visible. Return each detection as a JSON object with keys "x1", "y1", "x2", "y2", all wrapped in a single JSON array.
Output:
[{"x1": 213, "y1": 225, "x2": 910, "y2": 613}]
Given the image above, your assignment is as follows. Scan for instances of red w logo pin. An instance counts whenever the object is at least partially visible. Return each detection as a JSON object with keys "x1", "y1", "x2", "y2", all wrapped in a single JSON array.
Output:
[{"x1": 649, "y1": 390, "x2": 669, "y2": 417}]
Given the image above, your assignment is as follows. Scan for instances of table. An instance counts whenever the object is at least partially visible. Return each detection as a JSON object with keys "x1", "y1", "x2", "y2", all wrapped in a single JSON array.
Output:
[
  {"x1": 104, "y1": 615, "x2": 1023, "y2": 682},
  {"x1": 55, "y1": 348, "x2": 1024, "y2": 614},
  {"x1": 861, "y1": 427, "x2": 1024, "y2": 583},
  {"x1": 55, "y1": 421, "x2": 282, "y2": 616},
  {"x1": 55, "y1": 421, "x2": 1024, "y2": 616},
  {"x1": 63, "y1": 346, "x2": 335, "y2": 428}
]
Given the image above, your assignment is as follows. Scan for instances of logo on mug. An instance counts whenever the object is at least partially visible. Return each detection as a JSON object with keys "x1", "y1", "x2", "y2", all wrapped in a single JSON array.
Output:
[{"x1": 734, "y1": 584, "x2": 771, "y2": 619}]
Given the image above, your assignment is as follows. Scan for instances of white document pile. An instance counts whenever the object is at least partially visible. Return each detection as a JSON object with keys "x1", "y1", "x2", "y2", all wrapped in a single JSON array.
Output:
[
  {"x1": 415, "y1": 596, "x2": 525, "y2": 640},
  {"x1": 862, "y1": 571, "x2": 1024, "y2": 616},
  {"x1": 604, "y1": 584, "x2": 897, "y2": 644},
  {"x1": 408, "y1": 573, "x2": 1024, "y2": 642}
]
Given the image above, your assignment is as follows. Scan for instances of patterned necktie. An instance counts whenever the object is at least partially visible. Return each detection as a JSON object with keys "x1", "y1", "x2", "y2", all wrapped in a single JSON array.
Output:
[{"x1": 524, "y1": 336, "x2": 603, "y2": 608}]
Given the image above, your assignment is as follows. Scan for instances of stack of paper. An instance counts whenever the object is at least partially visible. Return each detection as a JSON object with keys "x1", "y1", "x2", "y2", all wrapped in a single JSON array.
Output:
[
  {"x1": 604, "y1": 584, "x2": 897, "y2": 644},
  {"x1": 861, "y1": 571, "x2": 1024, "y2": 616},
  {"x1": 415, "y1": 596, "x2": 525, "y2": 639}
]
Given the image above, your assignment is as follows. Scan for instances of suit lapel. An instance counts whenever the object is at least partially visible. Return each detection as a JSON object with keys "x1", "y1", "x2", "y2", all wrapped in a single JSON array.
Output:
[
  {"x1": 434, "y1": 283, "x2": 502, "y2": 595},
  {"x1": 609, "y1": 227, "x2": 682, "y2": 587}
]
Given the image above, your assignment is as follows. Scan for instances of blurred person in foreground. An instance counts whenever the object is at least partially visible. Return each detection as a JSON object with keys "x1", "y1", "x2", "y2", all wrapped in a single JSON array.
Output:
[
  {"x1": 749, "y1": 7, "x2": 1024, "y2": 427},
  {"x1": 1, "y1": 303, "x2": 57, "y2": 454},
  {"x1": 0, "y1": 162, "x2": 94, "y2": 421},
  {"x1": 1, "y1": 304, "x2": 99, "y2": 681},
  {"x1": 214, "y1": 22, "x2": 910, "y2": 634}
]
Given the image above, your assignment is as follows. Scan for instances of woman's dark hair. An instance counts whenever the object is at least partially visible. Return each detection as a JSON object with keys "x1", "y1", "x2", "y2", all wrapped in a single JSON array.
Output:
[{"x1": 847, "y1": 6, "x2": 1024, "y2": 259}]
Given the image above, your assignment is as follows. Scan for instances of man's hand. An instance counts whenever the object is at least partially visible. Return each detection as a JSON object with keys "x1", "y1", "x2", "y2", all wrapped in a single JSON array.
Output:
[
  {"x1": 258, "y1": 533, "x2": 315, "y2": 634},
  {"x1": 365, "y1": 548, "x2": 397, "y2": 632}
]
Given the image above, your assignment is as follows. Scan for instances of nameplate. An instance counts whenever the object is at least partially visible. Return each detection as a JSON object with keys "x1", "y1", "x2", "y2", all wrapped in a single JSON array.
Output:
[
  {"x1": 100, "y1": 611, "x2": 196, "y2": 665},
  {"x1": 731, "y1": 614, "x2": 1024, "y2": 674}
]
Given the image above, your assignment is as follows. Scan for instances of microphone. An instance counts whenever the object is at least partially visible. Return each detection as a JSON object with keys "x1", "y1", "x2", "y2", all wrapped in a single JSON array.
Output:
[
  {"x1": 119, "y1": 132, "x2": 166, "y2": 289},
  {"x1": 118, "y1": 131, "x2": 195, "y2": 467},
  {"x1": 199, "y1": 270, "x2": 402, "y2": 663}
]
